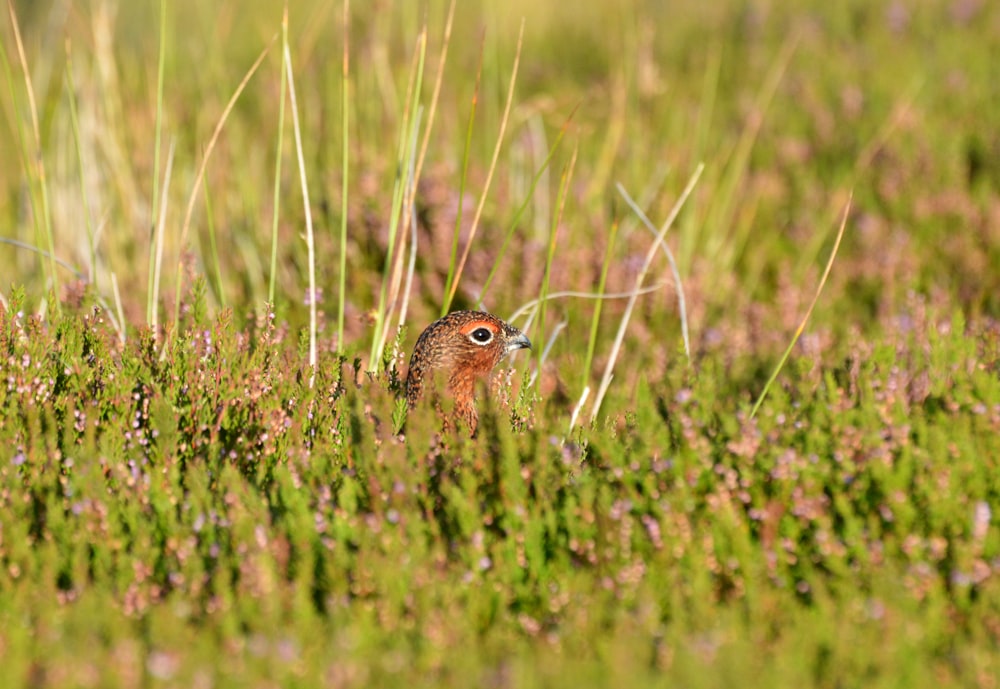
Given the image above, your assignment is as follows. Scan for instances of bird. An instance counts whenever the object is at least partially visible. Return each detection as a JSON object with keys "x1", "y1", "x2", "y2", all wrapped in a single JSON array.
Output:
[{"x1": 405, "y1": 310, "x2": 531, "y2": 435}]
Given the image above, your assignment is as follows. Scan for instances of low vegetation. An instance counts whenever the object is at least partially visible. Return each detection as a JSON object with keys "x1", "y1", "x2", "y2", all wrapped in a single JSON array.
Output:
[{"x1": 1, "y1": 1, "x2": 998, "y2": 686}]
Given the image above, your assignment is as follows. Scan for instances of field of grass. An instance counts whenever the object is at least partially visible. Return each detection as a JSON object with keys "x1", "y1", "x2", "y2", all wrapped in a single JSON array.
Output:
[{"x1": 2, "y1": 0, "x2": 999, "y2": 686}]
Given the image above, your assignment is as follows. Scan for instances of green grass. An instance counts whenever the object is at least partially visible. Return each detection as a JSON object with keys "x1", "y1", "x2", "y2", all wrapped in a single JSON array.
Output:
[{"x1": 2, "y1": 0, "x2": 1000, "y2": 686}]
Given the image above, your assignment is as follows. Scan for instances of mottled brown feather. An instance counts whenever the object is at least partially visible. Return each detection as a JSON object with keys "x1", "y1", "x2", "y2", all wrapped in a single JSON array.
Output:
[{"x1": 405, "y1": 310, "x2": 531, "y2": 434}]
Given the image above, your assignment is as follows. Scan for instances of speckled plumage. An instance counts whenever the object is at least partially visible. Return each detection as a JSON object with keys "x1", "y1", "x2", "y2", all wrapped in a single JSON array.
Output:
[{"x1": 405, "y1": 310, "x2": 531, "y2": 434}]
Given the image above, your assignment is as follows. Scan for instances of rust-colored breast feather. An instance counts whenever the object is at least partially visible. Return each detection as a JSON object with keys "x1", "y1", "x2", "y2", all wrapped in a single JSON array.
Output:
[{"x1": 405, "y1": 310, "x2": 531, "y2": 434}]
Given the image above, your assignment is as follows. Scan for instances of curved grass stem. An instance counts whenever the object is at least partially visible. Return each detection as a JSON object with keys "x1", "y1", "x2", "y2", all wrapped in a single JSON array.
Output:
[
  {"x1": 590, "y1": 165, "x2": 704, "y2": 424},
  {"x1": 749, "y1": 193, "x2": 852, "y2": 419}
]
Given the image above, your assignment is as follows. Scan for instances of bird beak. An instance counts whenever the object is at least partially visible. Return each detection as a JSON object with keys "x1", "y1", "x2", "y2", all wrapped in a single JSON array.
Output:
[{"x1": 507, "y1": 332, "x2": 532, "y2": 354}]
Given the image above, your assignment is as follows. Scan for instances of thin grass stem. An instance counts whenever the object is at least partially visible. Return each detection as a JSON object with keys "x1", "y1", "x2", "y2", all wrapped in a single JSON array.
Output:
[
  {"x1": 395, "y1": 0, "x2": 454, "y2": 330},
  {"x1": 147, "y1": 0, "x2": 167, "y2": 325},
  {"x1": 369, "y1": 32, "x2": 426, "y2": 371},
  {"x1": 378, "y1": 102, "x2": 424, "y2": 362},
  {"x1": 445, "y1": 20, "x2": 524, "y2": 310},
  {"x1": 535, "y1": 146, "x2": 577, "y2": 385},
  {"x1": 7, "y1": 0, "x2": 59, "y2": 312},
  {"x1": 269, "y1": 6, "x2": 290, "y2": 306},
  {"x1": 170, "y1": 41, "x2": 272, "y2": 343},
  {"x1": 477, "y1": 107, "x2": 575, "y2": 307},
  {"x1": 616, "y1": 182, "x2": 692, "y2": 361},
  {"x1": 398, "y1": 184, "x2": 420, "y2": 348},
  {"x1": 527, "y1": 320, "x2": 566, "y2": 388},
  {"x1": 441, "y1": 35, "x2": 484, "y2": 315},
  {"x1": 110, "y1": 272, "x2": 126, "y2": 345},
  {"x1": 201, "y1": 179, "x2": 224, "y2": 307},
  {"x1": 336, "y1": 0, "x2": 350, "y2": 352},
  {"x1": 64, "y1": 42, "x2": 97, "y2": 289},
  {"x1": 508, "y1": 283, "x2": 666, "y2": 324},
  {"x1": 285, "y1": 33, "x2": 317, "y2": 385},
  {"x1": 590, "y1": 164, "x2": 703, "y2": 423},
  {"x1": 706, "y1": 34, "x2": 798, "y2": 267},
  {"x1": 414, "y1": 0, "x2": 455, "y2": 188},
  {"x1": 568, "y1": 385, "x2": 590, "y2": 435},
  {"x1": 581, "y1": 219, "x2": 619, "y2": 395},
  {"x1": 749, "y1": 193, "x2": 852, "y2": 419},
  {"x1": 0, "y1": 238, "x2": 83, "y2": 279},
  {"x1": 150, "y1": 140, "x2": 175, "y2": 336}
]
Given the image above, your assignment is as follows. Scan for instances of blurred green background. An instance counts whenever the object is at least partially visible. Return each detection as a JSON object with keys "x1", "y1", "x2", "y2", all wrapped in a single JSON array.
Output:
[
  {"x1": 4, "y1": 0, "x2": 998, "y2": 340},
  {"x1": 2, "y1": 1, "x2": 999, "y2": 687}
]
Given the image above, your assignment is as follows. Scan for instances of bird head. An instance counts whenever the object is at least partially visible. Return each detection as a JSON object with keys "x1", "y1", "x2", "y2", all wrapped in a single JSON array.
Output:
[{"x1": 405, "y1": 310, "x2": 531, "y2": 426}]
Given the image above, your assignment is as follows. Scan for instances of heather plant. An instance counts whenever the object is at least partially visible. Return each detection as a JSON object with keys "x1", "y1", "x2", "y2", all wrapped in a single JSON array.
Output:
[{"x1": 2, "y1": 1, "x2": 1000, "y2": 687}]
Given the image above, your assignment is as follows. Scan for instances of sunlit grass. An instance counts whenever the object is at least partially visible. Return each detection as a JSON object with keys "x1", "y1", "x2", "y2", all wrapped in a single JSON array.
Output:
[{"x1": 1, "y1": 0, "x2": 999, "y2": 687}]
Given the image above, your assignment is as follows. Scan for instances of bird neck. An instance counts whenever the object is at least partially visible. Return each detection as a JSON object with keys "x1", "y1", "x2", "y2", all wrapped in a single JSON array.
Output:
[{"x1": 448, "y1": 373, "x2": 479, "y2": 433}]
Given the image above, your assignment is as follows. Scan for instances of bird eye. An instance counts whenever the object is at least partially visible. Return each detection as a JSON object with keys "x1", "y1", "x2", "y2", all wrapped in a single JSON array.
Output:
[{"x1": 469, "y1": 327, "x2": 494, "y2": 345}]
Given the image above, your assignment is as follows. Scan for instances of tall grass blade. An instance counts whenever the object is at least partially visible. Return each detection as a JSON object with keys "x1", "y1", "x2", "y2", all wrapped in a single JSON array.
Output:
[
  {"x1": 441, "y1": 35, "x2": 484, "y2": 316},
  {"x1": 581, "y1": 219, "x2": 619, "y2": 396},
  {"x1": 527, "y1": 320, "x2": 566, "y2": 388},
  {"x1": 369, "y1": 31, "x2": 427, "y2": 371},
  {"x1": 64, "y1": 43, "x2": 97, "y2": 289},
  {"x1": 7, "y1": 0, "x2": 59, "y2": 313},
  {"x1": 110, "y1": 272, "x2": 126, "y2": 345},
  {"x1": 336, "y1": 0, "x2": 350, "y2": 352},
  {"x1": 534, "y1": 146, "x2": 577, "y2": 384},
  {"x1": 617, "y1": 182, "x2": 692, "y2": 361},
  {"x1": 0, "y1": 238, "x2": 83, "y2": 280},
  {"x1": 269, "y1": 5, "x2": 290, "y2": 307},
  {"x1": 590, "y1": 165, "x2": 703, "y2": 424},
  {"x1": 705, "y1": 34, "x2": 798, "y2": 268},
  {"x1": 376, "y1": 105, "x2": 424, "y2": 365},
  {"x1": 201, "y1": 178, "x2": 224, "y2": 307},
  {"x1": 749, "y1": 193, "x2": 852, "y2": 419},
  {"x1": 147, "y1": 0, "x2": 167, "y2": 326},
  {"x1": 509, "y1": 284, "x2": 666, "y2": 325},
  {"x1": 445, "y1": 20, "x2": 524, "y2": 311},
  {"x1": 397, "y1": 0, "x2": 455, "y2": 329},
  {"x1": 477, "y1": 107, "x2": 576, "y2": 307},
  {"x1": 150, "y1": 139, "x2": 175, "y2": 336},
  {"x1": 169, "y1": 41, "x2": 272, "y2": 347},
  {"x1": 285, "y1": 30, "x2": 317, "y2": 385},
  {"x1": 398, "y1": 185, "x2": 420, "y2": 333}
]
